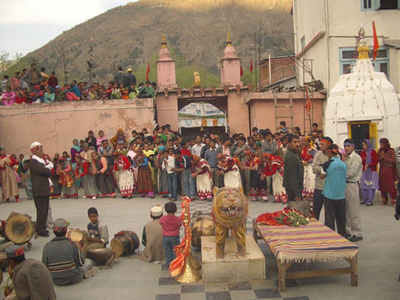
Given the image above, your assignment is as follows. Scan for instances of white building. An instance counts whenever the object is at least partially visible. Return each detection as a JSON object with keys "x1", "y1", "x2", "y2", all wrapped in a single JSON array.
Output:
[
  {"x1": 292, "y1": 0, "x2": 400, "y2": 93},
  {"x1": 324, "y1": 31, "x2": 400, "y2": 150}
]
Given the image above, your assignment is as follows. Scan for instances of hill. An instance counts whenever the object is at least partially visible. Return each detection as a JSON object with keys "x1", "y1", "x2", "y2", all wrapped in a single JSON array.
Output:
[{"x1": 3, "y1": 0, "x2": 294, "y2": 87}]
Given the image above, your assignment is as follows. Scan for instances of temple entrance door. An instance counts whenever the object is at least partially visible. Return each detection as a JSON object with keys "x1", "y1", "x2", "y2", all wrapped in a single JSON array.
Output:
[{"x1": 348, "y1": 121, "x2": 378, "y2": 152}]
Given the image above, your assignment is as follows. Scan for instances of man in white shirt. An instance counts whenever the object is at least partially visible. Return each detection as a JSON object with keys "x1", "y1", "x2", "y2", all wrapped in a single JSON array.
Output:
[
  {"x1": 163, "y1": 150, "x2": 177, "y2": 201},
  {"x1": 191, "y1": 135, "x2": 205, "y2": 157}
]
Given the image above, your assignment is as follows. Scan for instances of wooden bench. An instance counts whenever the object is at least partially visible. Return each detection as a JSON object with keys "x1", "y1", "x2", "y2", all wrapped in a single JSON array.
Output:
[{"x1": 253, "y1": 218, "x2": 358, "y2": 292}]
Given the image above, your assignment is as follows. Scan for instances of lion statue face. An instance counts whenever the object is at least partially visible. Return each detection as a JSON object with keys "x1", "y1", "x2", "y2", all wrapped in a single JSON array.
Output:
[{"x1": 212, "y1": 187, "x2": 248, "y2": 228}]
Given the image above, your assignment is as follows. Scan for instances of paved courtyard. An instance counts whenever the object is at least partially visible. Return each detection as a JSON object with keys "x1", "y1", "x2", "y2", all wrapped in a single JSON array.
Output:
[{"x1": 0, "y1": 190, "x2": 399, "y2": 300}]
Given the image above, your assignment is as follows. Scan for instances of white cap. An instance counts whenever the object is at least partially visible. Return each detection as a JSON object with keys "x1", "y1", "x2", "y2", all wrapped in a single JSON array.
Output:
[
  {"x1": 150, "y1": 205, "x2": 163, "y2": 217},
  {"x1": 30, "y1": 141, "x2": 42, "y2": 149}
]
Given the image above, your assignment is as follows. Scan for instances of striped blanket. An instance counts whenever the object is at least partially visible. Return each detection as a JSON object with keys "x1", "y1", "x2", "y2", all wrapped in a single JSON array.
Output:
[{"x1": 257, "y1": 219, "x2": 359, "y2": 263}]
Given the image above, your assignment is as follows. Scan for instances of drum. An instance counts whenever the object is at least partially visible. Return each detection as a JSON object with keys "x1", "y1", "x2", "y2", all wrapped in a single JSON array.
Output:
[
  {"x1": 87, "y1": 248, "x2": 113, "y2": 265},
  {"x1": 111, "y1": 231, "x2": 139, "y2": 257},
  {"x1": 0, "y1": 252, "x2": 8, "y2": 270},
  {"x1": 4, "y1": 212, "x2": 34, "y2": 245},
  {"x1": 191, "y1": 212, "x2": 215, "y2": 249},
  {"x1": 67, "y1": 229, "x2": 88, "y2": 255}
]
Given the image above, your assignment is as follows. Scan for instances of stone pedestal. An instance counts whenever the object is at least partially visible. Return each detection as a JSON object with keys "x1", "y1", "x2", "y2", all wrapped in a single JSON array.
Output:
[{"x1": 201, "y1": 235, "x2": 265, "y2": 283}]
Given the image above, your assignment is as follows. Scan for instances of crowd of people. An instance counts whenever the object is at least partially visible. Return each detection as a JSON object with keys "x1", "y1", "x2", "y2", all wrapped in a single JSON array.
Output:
[
  {"x1": 0, "y1": 64, "x2": 155, "y2": 105},
  {"x1": 2, "y1": 119, "x2": 400, "y2": 297}
]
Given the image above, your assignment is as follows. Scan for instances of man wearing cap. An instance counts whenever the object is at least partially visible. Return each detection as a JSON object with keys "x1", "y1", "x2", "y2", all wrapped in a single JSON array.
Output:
[
  {"x1": 139, "y1": 205, "x2": 165, "y2": 263},
  {"x1": 343, "y1": 139, "x2": 363, "y2": 242},
  {"x1": 126, "y1": 68, "x2": 137, "y2": 89},
  {"x1": 312, "y1": 136, "x2": 333, "y2": 220},
  {"x1": 29, "y1": 142, "x2": 53, "y2": 237},
  {"x1": 320, "y1": 144, "x2": 348, "y2": 237},
  {"x1": 6, "y1": 245, "x2": 56, "y2": 299},
  {"x1": 283, "y1": 134, "x2": 304, "y2": 202},
  {"x1": 42, "y1": 218, "x2": 98, "y2": 286}
]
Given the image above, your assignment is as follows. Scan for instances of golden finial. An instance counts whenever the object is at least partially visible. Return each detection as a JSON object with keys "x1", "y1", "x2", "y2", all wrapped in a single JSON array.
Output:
[
  {"x1": 226, "y1": 32, "x2": 232, "y2": 47},
  {"x1": 161, "y1": 34, "x2": 167, "y2": 49}
]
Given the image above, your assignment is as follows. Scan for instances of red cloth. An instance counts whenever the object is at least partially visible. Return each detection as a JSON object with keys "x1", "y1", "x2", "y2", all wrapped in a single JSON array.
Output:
[
  {"x1": 372, "y1": 21, "x2": 379, "y2": 61},
  {"x1": 180, "y1": 149, "x2": 191, "y2": 157},
  {"x1": 146, "y1": 63, "x2": 150, "y2": 81},
  {"x1": 159, "y1": 215, "x2": 182, "y2": 237},
  {"x1": 114, "y1": 155, "x2": 130, "y2": 171},
  {"x1": 256, "y1": 208, "x2": 291, "y2": 226},
  {"x1": 250, "y1": 59, "x2": 253, "y2": 73}
]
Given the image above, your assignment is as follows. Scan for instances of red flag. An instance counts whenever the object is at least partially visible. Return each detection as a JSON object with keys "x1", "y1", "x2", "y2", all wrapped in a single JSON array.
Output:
[
  {"x1": 240, "y1": 65, "x2": 243, "y2": 77},
  {"x1": 372, "y1": 21, "x2": 379, "y2": 61},
  {"x1": 250, "y1": 59, "x2": 253, "y2": 73},
  {"x1": 146, "y1": 62, "x2": 150, "y2": 81},
  {"x1": 305, "y1": 85, "x2": 312, "y2": 115}
]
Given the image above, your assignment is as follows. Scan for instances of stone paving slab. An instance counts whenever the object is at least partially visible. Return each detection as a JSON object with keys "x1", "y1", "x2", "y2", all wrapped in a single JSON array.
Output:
[{"x1": 0, "y1": 190, "x2": 398, "y2": 300}]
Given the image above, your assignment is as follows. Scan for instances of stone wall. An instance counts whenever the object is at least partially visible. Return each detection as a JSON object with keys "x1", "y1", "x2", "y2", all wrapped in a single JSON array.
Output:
[{"x1": 0, "y1": 99, "x2": 154, "y2": 157}]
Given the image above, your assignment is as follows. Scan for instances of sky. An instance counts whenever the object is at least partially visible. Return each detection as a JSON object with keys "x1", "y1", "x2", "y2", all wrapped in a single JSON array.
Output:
[{"x1": 0, "y1": 0, "x2": 137, "y2": 59}]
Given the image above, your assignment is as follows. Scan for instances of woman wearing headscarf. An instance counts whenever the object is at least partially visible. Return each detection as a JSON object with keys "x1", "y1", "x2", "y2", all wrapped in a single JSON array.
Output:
[
  {"x1": 75, "y1": 154, "x2": 99, "y2": 200},
  {"x1": 301, "y1": 136, "x2": 317, "y2": 200},
  {"x1": 57, "y1": 157, "x2": 78, "y2": 199},
  {"x1": 378, "y1": 138, "x2": 398, "y2": 205},
  {"x1": 217, "y1": 153, "x2": 242, "y2": 188},
  {"x1": 360, "y1": 139, "x2": 379, "y2": 206},
  {"x1": 135, "y1": 147, "x2": 154, "y2": 198},
  {"x1": 0, "y1": 146, "x2": 20, "y2": 203},
  {"x1": 244, "y1": 151, "x2": 267, "y2": 202},
  {"x1": 96, "y1": 130, "x2": 107, "y2": 148},
  {"x1": 85, "y1": 130, "x2": 97, "y2": 151},
  {"x1": 50, "y1": 153, "x2": 62, "y2": 199},
  {"x1": 70, "y1": 139, "x2": 81, "y2": 164},
  {"x1": 190, "y1": 155, "x2": 212, "y2": 200},
  {"x1": 143, "y1": 143, "x2": 157, "y2": 186},
  {"x1": 110, "y1": 128, "x2": 126, "y2": 147}
]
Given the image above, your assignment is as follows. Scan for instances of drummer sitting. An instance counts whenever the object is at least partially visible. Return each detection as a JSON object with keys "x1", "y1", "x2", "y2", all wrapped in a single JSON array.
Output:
[
  {"x1": 87, "y1": 207, "x2": 109, "y2": 250},
  {"x1": 42, "y1": 218, "x2": 98, "y2": 286},
  {"x1": 139, "y1": 205, "x2": 165, "y2": 263}
]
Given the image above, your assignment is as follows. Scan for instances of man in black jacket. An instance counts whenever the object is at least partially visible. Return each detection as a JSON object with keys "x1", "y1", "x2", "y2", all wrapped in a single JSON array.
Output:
[
  {"x1": 283, "y1": 134, "x2": 304, "y2": 202},
  {"x1": 29, "y1": 141, "x2": 53, "y2": 237}
]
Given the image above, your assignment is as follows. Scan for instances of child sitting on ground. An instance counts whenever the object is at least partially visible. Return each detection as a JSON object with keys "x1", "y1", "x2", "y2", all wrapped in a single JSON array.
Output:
[
  {"x1": 139, "y1": 205, "x2": 165, "y2": 263},
  {"x1": 159, "y1": 202, "x2": 182, "y2": 268},
  {"x1": 87, "y1": 207, "x2": 109, "y2": 250}
]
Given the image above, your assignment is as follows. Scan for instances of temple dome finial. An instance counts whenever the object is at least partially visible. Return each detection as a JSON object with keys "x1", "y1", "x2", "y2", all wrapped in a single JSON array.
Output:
[
  {"x1": 226, "y1": 32, "x2": 232, "y2": 47},
  {"x1": 161, "y1": 34, "x2": 167, "y2": 49},
  {"x1": 356, "y1": 25, "x2": 369, "y2": 60}
]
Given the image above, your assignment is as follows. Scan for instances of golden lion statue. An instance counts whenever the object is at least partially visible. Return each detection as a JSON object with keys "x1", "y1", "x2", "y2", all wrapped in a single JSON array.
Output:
[{"x1": 211, "y1": 186, "x2": 248, "y2": 258}]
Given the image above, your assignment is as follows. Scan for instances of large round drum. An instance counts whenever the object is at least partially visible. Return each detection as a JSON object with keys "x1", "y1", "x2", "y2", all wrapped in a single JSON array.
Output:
[
  {"x1": 0, "y1": 252, "x2": 8, "y2": 270},
  {"x1": 67, "y1": 229, "x2": 88, "y2": 255},
  {"x1": 88, "y1": 248, "x2": 113, "y2": 265},
  {"x1": 111, "y1": 231, "x2": 139, "y2": 257},
  {"x1": 191, "y1": 212, "x2": 215, "y2": 249},
  {"x1": 4, "y1": 212, "x2": 34, "y2": 245}
]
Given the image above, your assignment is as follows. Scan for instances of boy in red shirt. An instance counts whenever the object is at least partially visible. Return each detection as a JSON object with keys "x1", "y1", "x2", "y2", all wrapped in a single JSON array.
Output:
[{"x1": 159, "y1": 202, "x2": 182, "y2": 267}]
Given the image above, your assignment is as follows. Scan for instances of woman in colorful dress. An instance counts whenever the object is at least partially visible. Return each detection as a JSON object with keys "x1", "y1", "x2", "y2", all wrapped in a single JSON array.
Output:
[
  {"x1": 57, "y1": 157, "x2": 78, "y2": 198},
  {"x1": 113, "y1": 151, "x2": 135, "y2": 198},
  {"x1": 0, "y1": 146, "x2": 20, "y2": 203},
  {"x1": 19, "y1": 155, "x2": 33, "y2": 200},
  {"x1": 143, "y1": 143, "x2": 157, "y2": 187},
  {"x1": 135, "y1": 148, "x2": 154, "y2": 198},
  {"x1": 110, "y1": 128, "x2": 126, "y2": 148},
  {"x1": 261, "y1": 153, "x2": 287, "y2": 203},
  {"x1": 70, "y1": 139, "x2": 81, "y2": 164},
  {"x1": 75, "y1": 154, "x2": 99, "y2": 200},
  {"x1": 301, "y1": 136, "x2": 316, "y2": 200},
  {"x1": 244, "y1": 151, "x2": 267, "y2": 202},
  {"x1": 156, "y1": 146, "x2": 169, "y2": 197},
  {"x1": 91, "y1": 152, "x2": 115, "y2": 198},
  {"x1": 127, "y1": 143, "x2": 138, "y2": 190},
  {"x1": 378, "y1": 138, "x2": 398, "y2": 205},
  {"x1": 190, "y1": 155, "x2": 213, "y2": 200},
  {"x1": 360, "y1": 139, "x2": 379, "y2": 206},
  {"x1": 217, "y1": 153, "x2": 242, "y2": 188}
]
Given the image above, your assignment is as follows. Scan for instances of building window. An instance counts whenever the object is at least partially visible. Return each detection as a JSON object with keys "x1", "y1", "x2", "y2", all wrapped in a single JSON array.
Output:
[
  {"x1": 361, "y1": 0, "x2": 400, "y2": 10},
  {"x1": 301, "y1": 36, "x2": 305, "y2": 50},
  {"x1": 339, "y1": 47, "x2": 389, "y2": 78}
]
